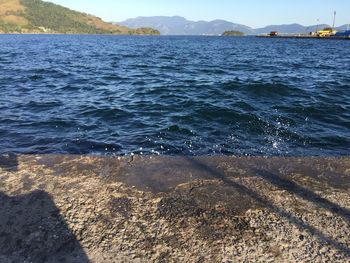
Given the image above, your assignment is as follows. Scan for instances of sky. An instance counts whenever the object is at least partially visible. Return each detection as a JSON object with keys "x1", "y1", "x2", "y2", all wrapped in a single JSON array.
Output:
[{"x1": 49, "y1": 0, "x2": 350, "y2": 28}]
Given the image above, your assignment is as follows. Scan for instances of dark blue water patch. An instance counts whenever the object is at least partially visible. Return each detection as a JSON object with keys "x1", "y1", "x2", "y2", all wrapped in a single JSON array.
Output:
[{"x1": 0, "y1": 35, "x2": 349, "y2": 156}]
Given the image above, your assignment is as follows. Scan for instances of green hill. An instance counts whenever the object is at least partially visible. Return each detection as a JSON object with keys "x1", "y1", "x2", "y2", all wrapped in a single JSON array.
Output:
[
  {"x1": 0, "y1": 0, "x2": 160, "y2": 35},
  {"x1": 222, "y1": 30, "x2": 245, "y2": 36}
]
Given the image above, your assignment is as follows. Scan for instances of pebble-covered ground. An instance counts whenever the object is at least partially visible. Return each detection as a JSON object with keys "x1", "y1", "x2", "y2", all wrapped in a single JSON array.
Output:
[{"x1": 0, "y1": 155, "x2": 349, "y2": 262}]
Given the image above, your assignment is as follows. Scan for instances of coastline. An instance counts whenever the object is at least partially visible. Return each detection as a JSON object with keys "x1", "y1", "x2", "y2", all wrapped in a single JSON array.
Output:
[{"x1": 1, "y1": 154, "x2": 349, "y2": 262}]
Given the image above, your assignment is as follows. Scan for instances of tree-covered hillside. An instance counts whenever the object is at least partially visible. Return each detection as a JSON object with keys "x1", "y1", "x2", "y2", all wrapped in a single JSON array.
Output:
[
  {"x1": 222, "y1": 30, "x2": 245, "y2": 36},
  {"x1": 0, "y1": 0, "x2": 160, "y2": 35}
]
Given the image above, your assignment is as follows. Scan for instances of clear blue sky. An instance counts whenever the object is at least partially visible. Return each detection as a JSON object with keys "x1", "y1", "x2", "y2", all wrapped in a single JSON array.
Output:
[{"x1": 49, "y1": 0, "x2": 350, "y2": 28}]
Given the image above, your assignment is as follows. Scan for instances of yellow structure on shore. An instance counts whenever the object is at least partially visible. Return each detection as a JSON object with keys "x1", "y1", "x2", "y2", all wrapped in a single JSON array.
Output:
[{"x1": 316, "y1": 28, "x2": 337, "y2": 37}]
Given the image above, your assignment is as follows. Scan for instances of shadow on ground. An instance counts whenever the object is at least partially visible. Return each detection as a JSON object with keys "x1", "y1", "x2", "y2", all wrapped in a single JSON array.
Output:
[
  {"x1": 0, "y1": 154, "x2": 90, "y2": 263},
  {"x1": 184, "y1": 157, "x2": 350, "y2": 256},
  {"x1": 0, "y1": 154, "x2": 18, "y2": 172}
]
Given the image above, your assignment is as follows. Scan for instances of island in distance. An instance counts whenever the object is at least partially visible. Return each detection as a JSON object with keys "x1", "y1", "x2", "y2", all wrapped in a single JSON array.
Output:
[
  {"x1": 0, "y1": 0, "x2": 160, "y2": 35},
  {"x1": 222, "y1": 30, "x2": 245, "y2": 36}
]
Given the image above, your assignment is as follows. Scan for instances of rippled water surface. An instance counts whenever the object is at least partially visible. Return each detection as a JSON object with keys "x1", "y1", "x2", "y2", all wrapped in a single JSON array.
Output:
[{"x1": 0, "y1": 35, "x2": 349, "y2": 156}]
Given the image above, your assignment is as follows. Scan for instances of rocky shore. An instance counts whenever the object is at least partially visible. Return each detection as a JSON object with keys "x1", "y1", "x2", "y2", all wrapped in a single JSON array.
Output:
[{"x1": 0, "y1": 155, "x2": 349, "y2": 262}]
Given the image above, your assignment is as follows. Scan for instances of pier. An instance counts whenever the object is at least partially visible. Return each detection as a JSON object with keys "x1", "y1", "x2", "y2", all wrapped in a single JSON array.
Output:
[{"x1": 1, "y1": 155, "x2": 350, "y2": 262}]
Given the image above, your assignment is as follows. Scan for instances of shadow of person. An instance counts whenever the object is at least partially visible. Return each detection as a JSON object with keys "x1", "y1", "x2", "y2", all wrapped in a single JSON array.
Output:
[
  {"x1": 0, "y1": 190, "x2": 90, "y2": 263},
  {"x1": 0, "y1": 154, "x2": 18, "y2": 172}
]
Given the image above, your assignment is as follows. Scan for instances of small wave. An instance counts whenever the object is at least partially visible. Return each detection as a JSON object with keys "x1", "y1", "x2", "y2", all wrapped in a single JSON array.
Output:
[
  {"x1": 24, "y1": 100, "x2": 63, "y2": 110},
  {"x1": 100, "y1": 75, "x2": 125, "y2": 81},
  {"x1": 78, "y1": 106, "x2": 132, "y2": 121},
  {"x1": 59, "y1": 139, "x2": 123, "y2": 155},
  {"x1": 163, "y1": 125, "x2": 195, "y2": 136},
  {"x1": 223, "y1": 80, "x2": 305, "y2": 97},
  {"x1": 195, "y1": 106, "x2": 255, "y2": 124},
  {"x1": 199, "y1": 68, "x2": 227, "y2": 74},
  {"x1": 243, "y1": 83, "x2": 294, "y2": 97}
]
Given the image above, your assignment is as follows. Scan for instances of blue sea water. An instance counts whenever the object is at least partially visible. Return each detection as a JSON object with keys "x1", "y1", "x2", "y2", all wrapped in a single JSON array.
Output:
[{"x1": 0, "y1": 35, "x2": 349, "y2": 156}]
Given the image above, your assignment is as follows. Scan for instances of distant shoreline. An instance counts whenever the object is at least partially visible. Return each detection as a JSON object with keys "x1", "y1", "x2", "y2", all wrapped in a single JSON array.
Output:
[
  {"x1": 0, "y1": 33, "x2": 249, "y2": 36},
  {"x1": 0, "y1": 33, "x2": 162, "y2": 36}
]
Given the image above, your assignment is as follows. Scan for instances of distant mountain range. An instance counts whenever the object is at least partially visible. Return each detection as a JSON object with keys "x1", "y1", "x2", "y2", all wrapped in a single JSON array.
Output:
[
  {"x1": 118, "y1": 16, "x2": 349, "y2": 35},
  {"x1": 118, "y1": 16, "x2": 255, "y2": 35}
]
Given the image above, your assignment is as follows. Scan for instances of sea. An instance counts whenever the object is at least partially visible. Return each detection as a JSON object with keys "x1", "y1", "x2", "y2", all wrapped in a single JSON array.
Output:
[{"x1": 0, "y1": 35, "x2": 349, "y2": 156}]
